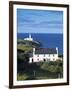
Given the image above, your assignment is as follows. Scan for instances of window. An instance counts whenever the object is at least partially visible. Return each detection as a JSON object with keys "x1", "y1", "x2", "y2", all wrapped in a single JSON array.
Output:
[
  {"x1": 48, "y1": 54, "x2": 50, "y2": 57},
  {"x1": 53, "y1": 58, "x2": 55, "y2": 61},
  {"x1": 32, "y1": 59, "x2": 33, "y2": 62},
  {"x1": 48, "y1": 59, "x2": 50, "y2": 61},
  {"x1": 53, "y1": 54, "x2": 55, "y2": 57},
  {"x1": 43, "y1": 59, "x2": 46, "y2": 62},
  {"x1": 47, "y1": 59, "x2": 50, "y2": 62},
  {"x1": 44, "y1": 54, "x2": 45, "y2": 57}
]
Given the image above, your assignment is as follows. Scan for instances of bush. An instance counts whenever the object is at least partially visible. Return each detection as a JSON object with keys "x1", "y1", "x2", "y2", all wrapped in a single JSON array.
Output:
[{"x1": 40, "y1": 62, "x2": 49, "y2": 70}]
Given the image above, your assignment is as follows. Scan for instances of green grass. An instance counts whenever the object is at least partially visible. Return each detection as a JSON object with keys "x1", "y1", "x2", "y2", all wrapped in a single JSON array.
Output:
[
  {"x1": 17, "y1": 62, "x2": 63, "y2": 81},
  {"x1": 17, "y1": 44, "x2": 32, "y2": 52},
  {"x1": 17, "y1": 41, "x2": 63, "y2": 81},
  {"x1": 17, "y1": 73, "x2": 29, "y2": 80},
  {"x1": 17, "y1": 70, "x2": 59, "y2": 80}
]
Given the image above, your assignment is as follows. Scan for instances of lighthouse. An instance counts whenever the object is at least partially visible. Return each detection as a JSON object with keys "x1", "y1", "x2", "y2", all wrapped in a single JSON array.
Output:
[{"x1": 24, "y1": 33, "x2": 33, "y2": 41}]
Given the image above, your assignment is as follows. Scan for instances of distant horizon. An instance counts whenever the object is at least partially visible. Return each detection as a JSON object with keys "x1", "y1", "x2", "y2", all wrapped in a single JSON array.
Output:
[{"x1": 17, "y1": 33, "x2": 63, "y2": 54}]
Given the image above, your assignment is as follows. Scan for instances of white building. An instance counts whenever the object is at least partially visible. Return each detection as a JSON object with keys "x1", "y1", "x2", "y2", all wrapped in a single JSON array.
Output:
[
  {"x1": 24, "y1": 33, "x2": 33, "y2": 41},
  {"x1": 29, "y1": 47, "x2": 58, "y2": 63}
]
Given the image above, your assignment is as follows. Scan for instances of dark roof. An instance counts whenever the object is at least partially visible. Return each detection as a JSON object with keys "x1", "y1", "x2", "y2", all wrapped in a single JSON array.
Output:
[{"x1": 35, "y1": 48, "x2": 57, "y2": 54}]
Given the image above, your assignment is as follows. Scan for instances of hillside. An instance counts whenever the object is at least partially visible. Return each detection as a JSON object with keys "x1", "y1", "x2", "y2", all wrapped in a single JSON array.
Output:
[
  {"x1": 17, "y1": 39, "x2": 63, "y2": 81},
  {"x1": 17, "y1": 39, "x2": 41, "y2": 47}
]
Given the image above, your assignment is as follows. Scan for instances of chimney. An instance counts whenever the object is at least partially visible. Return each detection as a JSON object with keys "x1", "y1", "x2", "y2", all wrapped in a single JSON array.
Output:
[
  {"x1": 56, "y1": 47, "x2": 58, "y2": 55},
  {"x1": 33, "y1": 48, "x2": 35, "y2": 56}
]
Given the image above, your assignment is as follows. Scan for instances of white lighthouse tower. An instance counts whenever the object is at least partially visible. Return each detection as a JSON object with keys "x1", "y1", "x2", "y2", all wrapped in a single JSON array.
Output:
[{"x1": 24, "y1": 33, "x2": 33, "y2": 41}]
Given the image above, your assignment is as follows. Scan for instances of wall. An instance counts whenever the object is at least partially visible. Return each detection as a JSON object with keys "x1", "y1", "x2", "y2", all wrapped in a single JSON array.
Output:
[{"x1": 0, "y1": 0, "x2": 71, "y2": 90}]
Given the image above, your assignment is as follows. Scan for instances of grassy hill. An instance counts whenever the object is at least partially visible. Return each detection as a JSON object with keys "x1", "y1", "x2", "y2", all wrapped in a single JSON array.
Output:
[
  {"x1": 17, "y1": 61, "x2": 63, "y2": 80},
  {"x1": 17, "y1": 39, "x2": 41, "y2": 47},
  {"x1": 17, "y1": 44, "x2": 32, "y2": 53},
  {"x1": 17, "y1": 39, "x2": 63, "y2": 81}
]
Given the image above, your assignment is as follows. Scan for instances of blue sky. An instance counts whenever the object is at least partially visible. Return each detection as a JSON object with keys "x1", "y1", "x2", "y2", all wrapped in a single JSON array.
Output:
[{"x1": 17, "y1": 9, "x2": 63, "y2": 34}]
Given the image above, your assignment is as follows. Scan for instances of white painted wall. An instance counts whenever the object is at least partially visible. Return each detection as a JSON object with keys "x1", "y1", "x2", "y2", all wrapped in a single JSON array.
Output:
[
  {"x1": 29, "y1": 54, "x2": 58, "y2": 63},
  {"x1": 0, "y1": 0, "x2": 71, "y2": 90},
  {"x1": 29, "y1": 47, "x2": 58, "y2": 63}
]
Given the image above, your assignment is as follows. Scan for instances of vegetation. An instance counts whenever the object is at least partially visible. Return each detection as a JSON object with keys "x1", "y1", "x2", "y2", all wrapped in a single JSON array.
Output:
[
  {"x1": 17, "y1": 39, "x2": 63, "y2": 80},
  {"x1": 17, "y1": 45, "x2": 32, "y2": 53},
  {"x1": 17, "y1": 39, "x2": 41, "y2": 47},
  {"x1": 17, "y1": 60, "x2": 63, "y2": 80}
]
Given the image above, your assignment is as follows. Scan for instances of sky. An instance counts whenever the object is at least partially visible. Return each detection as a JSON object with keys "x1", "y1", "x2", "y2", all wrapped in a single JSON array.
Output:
[{"x1": 17, "y1": 9, "x2": 63, "y2": 34}]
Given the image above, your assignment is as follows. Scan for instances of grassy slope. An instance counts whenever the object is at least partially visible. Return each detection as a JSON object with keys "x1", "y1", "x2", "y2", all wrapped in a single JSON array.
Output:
[
  {"x1": 17, "y1": 40, "x2": 63, "y2": 81},
  {"x1": 17, "y1": 62, "x2": 63, "y2": 80},
  {"x1": 17, "y1": 44, "x2": 32, "y2": 53}
]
